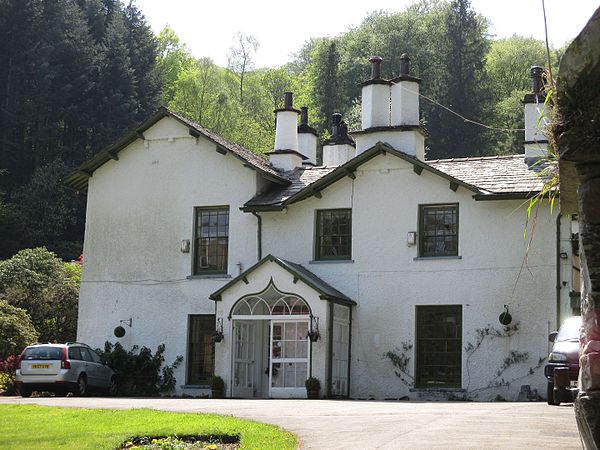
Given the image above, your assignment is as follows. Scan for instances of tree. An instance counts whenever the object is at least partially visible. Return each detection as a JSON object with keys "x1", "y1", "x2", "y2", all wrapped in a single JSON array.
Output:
[
  {"x1": 227, "y1": 32, "x2": 259, "y2": 104},
  {"x1": 425, "y1": 0, "x2": 490, "y2": 158},
  {"x1": 0, "y1": 248, "x2": 80, "y2": 343},
  {"x1": 155, "y1": 26, "x2": 196, "y2": 104},
  {"x1": 0, "y1": 299, "x2": 38, "y2": 359}
]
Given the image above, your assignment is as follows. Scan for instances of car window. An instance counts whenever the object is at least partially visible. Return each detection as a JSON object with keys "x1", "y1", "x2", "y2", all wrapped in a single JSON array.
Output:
[
  {"x1": 68, "y1": 347, "x2": 83, "y2": 360},
  {"x1": 79, "y1": 347, "x2": 93, "y2": 362},
  {"x1": 23, "y1": 347, "x2": 62, "y2": 360},
  {"x1": 88, "y1": 349, "x2": 102, "y2": 364}
]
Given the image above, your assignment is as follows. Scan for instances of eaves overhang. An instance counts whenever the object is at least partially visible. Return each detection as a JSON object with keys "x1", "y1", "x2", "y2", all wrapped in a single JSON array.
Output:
[
  {"x1": 63, "y1": 106, "x2": 290, "y2": 191},
  {"x1": 209, "y1": 254, "x2": 356, "y2": 307}
]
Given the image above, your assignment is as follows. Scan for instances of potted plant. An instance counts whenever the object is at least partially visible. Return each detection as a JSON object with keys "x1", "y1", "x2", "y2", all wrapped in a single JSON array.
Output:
[
  {"x1": 305, "y1": 376, "x2": 320, "y2": 399},
  {"x1": 208, "y1": 375, "x2": 225, "y2": 399}
]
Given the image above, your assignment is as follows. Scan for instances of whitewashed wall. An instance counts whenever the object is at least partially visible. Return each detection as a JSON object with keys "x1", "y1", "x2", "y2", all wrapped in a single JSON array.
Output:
[{"x1": 78, "y1": 117, "x2": 260, "y2": 395}]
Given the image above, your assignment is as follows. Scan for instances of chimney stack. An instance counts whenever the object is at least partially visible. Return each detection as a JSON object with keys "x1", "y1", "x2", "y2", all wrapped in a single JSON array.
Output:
[
  {"x1": 361, "y1": 56, "x2": 391, "y2": 130},
  {"x1": 298, "y1": 107, "x2": 319, "y2": 165},
  {"x1": 323, "y1": 113, "x2": 355, "y2": 166},
  {"x1": 268, "y1": 92, "x2": 307, "y2": 171},
  {"x1": 523, "y1": 66, "x2": 549, "y2": 163},
  {"x1": 390, "y1": 53, "x2": 421, "y2": 127}
]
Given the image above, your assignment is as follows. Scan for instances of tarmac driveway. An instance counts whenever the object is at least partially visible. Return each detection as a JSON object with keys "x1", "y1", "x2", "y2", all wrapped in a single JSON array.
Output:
[{"x1": 0, "y1": 397, "x2": 581, "y2": 449}]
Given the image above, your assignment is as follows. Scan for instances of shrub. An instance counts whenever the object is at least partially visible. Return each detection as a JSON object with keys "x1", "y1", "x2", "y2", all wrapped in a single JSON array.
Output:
[
  {"x1": 0, "y1": 355, "x2": 20, "y2": 395},
  {"x1": 0, "y1": 299, "x2": 38, "y2": 359},
  {"x1": 96, "y1": 342, "x2": 183, "y2": 396}
]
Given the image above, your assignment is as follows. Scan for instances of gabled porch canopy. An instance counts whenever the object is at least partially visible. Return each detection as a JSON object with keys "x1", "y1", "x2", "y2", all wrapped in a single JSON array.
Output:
[{"x1": 209, "y1": 254, "x2": 356, "y2": 308}]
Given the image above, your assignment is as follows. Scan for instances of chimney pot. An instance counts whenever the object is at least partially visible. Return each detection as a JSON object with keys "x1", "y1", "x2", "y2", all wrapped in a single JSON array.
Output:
[
  {"x1": 530, "y1": 66, "x2": 544, "y2": 94},
  {"x1": 331, "y1": 113, "x2": 342, "y2": 139},
  {"x1": 369, "y1": 56, "x2": 383, "y2": 79},
  {"x1": 284, "y1": 91, "x2": 294, "y2": 109},
  {"x1": 300, "y1": 107, "x2": 309, "y2": 126},
  {"x1": 400, "y1": 53, "x2": 410, "y2": 76}
]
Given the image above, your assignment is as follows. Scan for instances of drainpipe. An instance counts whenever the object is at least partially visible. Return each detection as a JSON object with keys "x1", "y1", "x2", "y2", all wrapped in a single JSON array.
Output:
[
  {"x1": 347, "y1": 307, "x2": 353, "y2": 399},
  {"x1": 556, "y1": 213, "x2": 562, "y2": 329},
  {"x1": 251, "y1": 212, "x2": 262, "y2": 261},
  {"x1": 326, "y1": 302, "x2": 334, "y2": 398}
]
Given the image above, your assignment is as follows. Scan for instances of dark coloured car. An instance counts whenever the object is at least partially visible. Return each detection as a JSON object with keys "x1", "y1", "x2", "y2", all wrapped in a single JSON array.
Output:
[
  {"x1": 16, "y1": 343, "x2": 116, "y2": 397},
  {"x1": 544, "y1": 316, "x2": 582, "y2": 405}
]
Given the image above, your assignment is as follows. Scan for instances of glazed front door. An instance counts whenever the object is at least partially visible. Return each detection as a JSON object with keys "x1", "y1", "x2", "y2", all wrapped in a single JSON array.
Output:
[
  {"x1": 233, "y1": 320, "x2": 256, "y2": 398},
  {"x1": 269, "y1": 320, "x2": 309, "y2": 398}
]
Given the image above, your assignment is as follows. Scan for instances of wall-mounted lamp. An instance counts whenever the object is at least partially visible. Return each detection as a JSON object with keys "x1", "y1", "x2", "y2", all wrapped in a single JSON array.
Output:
[
  {"x1": 181, "y1": 239, "x2": 190, "y2": 253},
  {"x1": 307, "y1": 316, "x2": 321, "y2": 342},
  {"x1": 559, "y1": 252, "x2": 568, "y2": 260},
  {"x1": 114, "y1": 318, "x2": 132, "y2": 338},
  {"x1": 499, "y1": 305, "x2": 512, "y2": 326},
  {"x1": 407, "y1": 232, "x2": 417, "y2": 246},
  {"x1": 212, "y1": 317, "x2": 224, "y2": 343}
]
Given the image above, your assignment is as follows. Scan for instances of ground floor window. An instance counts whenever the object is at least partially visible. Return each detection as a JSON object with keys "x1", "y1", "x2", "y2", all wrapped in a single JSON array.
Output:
[
  {"x1": 187, "y1": 315, "x2": 215, "y2": 384},
  {"x1": 416, "y1": 305, "x2": 462, "y2": 388}
]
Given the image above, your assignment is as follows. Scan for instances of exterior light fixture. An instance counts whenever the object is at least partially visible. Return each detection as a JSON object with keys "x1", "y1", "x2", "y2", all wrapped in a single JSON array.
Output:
[
  {"x1": 307, "y1": 316, "x2": 321, "y2": 342},
  {"x1": 114, "y1": 317, "x2": 132, "y2": 338},
  {"x1": 499, "y1": 305, "x2": 512, "y2": 326},
  {"x1": 212, "y1": 317, "x2": 224, "y2": 343}
]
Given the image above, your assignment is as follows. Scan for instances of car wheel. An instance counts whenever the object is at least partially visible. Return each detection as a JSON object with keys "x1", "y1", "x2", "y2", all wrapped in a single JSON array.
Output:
[
  {"x1": 74, "y1": 374, "x2": 87, "y2": 397},
  {"x1": 547, "y1": 382, "x2": 560, "y2": 406},
  {"x1": 107, "y1": 376, "x2": 117, "y2": 396},
  {"x1": 20, "y1": 386, "x2": 32, "y2": 398}
]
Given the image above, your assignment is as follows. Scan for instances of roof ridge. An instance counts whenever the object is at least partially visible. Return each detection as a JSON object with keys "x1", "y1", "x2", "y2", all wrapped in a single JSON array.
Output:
[{"x1": 428, "y1": 154, "x2": 524, "y2": 163}]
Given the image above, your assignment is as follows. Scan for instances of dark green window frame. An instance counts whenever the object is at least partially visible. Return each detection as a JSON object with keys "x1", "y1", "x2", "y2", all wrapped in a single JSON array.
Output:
[
  {"x1": 418, "y1": 204, "x2": 459, "y2": 257},
  {"x1": 187, "y1": 314, "x2": 215, "y2": 385},
  {"x1": 416, "y1": 305, "x2": 462, "y2": 388},
  {"x1": 315, "y1": 209, "x2": 352, "y2": 261},
  {"x1": 193, "y1": 206, "x2": 229, "y2": 275}
]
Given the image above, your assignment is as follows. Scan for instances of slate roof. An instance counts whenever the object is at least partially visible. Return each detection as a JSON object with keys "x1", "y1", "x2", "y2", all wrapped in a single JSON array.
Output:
[
  {"x1": 244, "y1": 146, "x2": 554, "y2": 209},
  {"x1": 64, "y1": 107, "x2": 288, "y2": 191},
  {"x1": 428, "y1": 154, "x2": 553, "y2": 195},
  {"x1": 209, "y1": 254, "x2": 355, "y2": 306}
]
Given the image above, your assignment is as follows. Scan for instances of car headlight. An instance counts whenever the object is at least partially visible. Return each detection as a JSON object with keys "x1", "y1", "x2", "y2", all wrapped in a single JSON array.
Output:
[{"x1": 549, "y1": 352, "x2": 568, "y2": 362}]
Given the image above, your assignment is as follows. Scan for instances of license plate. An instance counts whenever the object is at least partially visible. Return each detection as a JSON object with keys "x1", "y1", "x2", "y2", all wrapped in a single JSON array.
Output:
[{"x1": 31, "y1": 364, "x2": 50, "y2": 369}]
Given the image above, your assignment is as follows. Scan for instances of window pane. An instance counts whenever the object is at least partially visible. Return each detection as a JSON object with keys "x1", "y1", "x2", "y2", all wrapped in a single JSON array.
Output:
[
  {"x1": 416, "y1": 305, "x2": 462, "y2": 388},
  {"x1": 195, "y1": 207, "x2": 229, "y2": 274},
  {"x1": 316, "y1": 209, "x2": 352, "y2": 260},
  {"x1": 419, "y1": 204, "x2": 458, "y2": 257},
  {"x1": 187, "y1": 315, "x2": 215, "y2": 384}
]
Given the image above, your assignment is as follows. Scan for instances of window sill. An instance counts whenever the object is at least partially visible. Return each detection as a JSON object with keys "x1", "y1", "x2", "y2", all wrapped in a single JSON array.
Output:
[
  {"x1": 187, "y1": 274, "x2": 232, "y2": 280},
  {"x1": 309, "y1": 259, "x2": 354, "y2": 264},
  {"x1": 413, "y1": 256, "x2": 462, "y2": 261}
]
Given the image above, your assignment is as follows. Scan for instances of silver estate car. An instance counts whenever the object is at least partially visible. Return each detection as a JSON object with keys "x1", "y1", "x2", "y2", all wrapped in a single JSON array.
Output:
[{"x1": 16, "y1": 343, "x2": 116, "y2": 397}]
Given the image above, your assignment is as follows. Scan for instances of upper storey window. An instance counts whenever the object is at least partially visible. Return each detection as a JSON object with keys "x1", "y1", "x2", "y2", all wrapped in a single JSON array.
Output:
[
  {"x1": 315, "y1": 209, "x2": 352, "y2": 260},
  {"x1": 419, "y1": 204, "x2": 458, "y2": 257},
  {"x1": 194, "y1": 206, "x2": 229, "y2": 274}
]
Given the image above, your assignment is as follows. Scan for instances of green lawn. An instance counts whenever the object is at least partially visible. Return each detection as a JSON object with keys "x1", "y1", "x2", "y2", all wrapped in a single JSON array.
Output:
[{"x1": 0, "y1": 405, "x2": 297, "y2": 450}]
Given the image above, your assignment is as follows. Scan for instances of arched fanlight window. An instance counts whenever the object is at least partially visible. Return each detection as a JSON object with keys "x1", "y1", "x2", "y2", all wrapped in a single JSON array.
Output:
[{"x1": 231, "y1": 281, "x2": 310, "y2": 316}]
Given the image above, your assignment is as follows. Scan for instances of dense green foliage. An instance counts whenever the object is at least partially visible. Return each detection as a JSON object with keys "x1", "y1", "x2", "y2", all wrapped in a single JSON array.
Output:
[
  {"x1": 0, "y1": 0, "x2": 161, "y2": 259},
  {"x1": 0, "y1": 301, "x2": 38, "y2": 359},
  {"x1": 96, "y1": 341, "x2": 183, "y2": 395},
  {"x1": 0, "y1": 247, "x2": 81, "y2": 344},
  {"x1": 0, "y1": 405, "x2": 298, "y2": 449},
  {"x1": 0, "y1": 0, "x2": 556, "y2": 262}
]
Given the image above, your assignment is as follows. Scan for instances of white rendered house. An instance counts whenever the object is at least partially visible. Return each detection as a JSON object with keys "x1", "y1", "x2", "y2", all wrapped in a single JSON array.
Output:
[{"x1": 66, "y1": 57, "x2": 576, "y2": 400}]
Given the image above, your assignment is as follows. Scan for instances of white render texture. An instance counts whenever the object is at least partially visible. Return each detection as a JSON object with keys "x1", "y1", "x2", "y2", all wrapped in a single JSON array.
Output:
[
  {"x1": 391, "y1": 80, "x2": 420, "y2": 126},
  {"x1": 268, "y1": 152, "x2": 303, "y2": 171},
  {"x1": 354, "y1": 129, "x2": 425, "y2": 159},
  {"x1": 361, "y1": 83, "x2": 390, "y2": 129},
  {"x1": 274, "y1": 110, "x2": 299, "y2": 152},
  {"x1": 298, "y1": 132, "x2": 318, "y2": 165},
  {"x1": 322, "y1": 143, "x2": 356, "y2": 166},
  {"x1": 77, "y1": 114, "x2": 571, "y2": 401},
  {"x1": 524, "y1": 102, "x2": 549, "y2": 142}
]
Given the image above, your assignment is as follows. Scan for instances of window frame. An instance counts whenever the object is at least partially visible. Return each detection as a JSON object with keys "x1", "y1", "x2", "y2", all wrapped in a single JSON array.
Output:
[
  {"x1": 192, "y1": 206, "x2": 230, "y2": 275},
  {"x1": 314, "y1": 208, "x2": 352, "y2": 261},
  {"x1": 186, "y1": 314, "x2": 216, "y2": 385},
  {"x1": 418, "y1": 203, "x2": 459, "y2": 258},
  {"x1": 415, "y1": 305, "x2": 462, "y2": 389}
]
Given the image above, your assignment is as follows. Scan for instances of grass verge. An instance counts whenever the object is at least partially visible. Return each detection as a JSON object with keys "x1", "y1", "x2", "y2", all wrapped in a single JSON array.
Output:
[{"x1": 0, "y1": 405, "x2": 297, "y2": 450}]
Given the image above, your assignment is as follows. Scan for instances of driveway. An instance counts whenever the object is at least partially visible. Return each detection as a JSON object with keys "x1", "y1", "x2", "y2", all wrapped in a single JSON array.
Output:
[{"x1": 0, "y1": 397, "x2": 581, "y2": 449}]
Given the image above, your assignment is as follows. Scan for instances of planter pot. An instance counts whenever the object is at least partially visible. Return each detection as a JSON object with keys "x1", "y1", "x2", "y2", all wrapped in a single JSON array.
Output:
[
  {"x1": 211, "y1": 388, "x2": 224, "y2": 399},
  {"x1": 306, "y1": 389, "x2": 320, "y2": 399}
]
